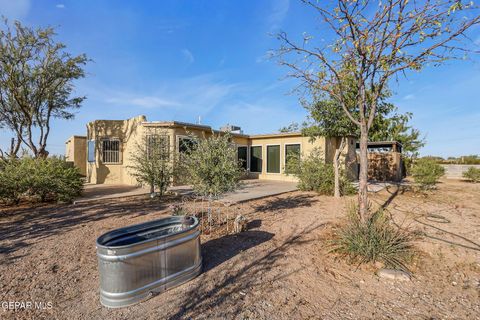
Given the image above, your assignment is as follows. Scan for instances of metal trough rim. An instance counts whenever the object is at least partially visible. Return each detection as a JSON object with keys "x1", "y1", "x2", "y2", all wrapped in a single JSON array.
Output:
[{"x1": 96, "y1": 216, "x2": 199, "y2": 250}]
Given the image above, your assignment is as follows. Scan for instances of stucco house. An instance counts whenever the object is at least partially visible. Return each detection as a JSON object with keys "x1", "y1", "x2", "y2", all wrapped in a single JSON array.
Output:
[{"x1": 65, "y1": 115, "x2": 358, "y2": 185}]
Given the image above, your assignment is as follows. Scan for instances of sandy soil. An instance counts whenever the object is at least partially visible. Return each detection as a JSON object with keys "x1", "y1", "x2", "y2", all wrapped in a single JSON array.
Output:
[{"x1": 0, "y1": 179, "x2": 479, "y2": 319}]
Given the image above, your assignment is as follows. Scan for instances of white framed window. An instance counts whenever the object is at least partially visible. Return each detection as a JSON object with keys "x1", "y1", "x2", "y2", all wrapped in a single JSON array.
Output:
[
  {"x1": 284, "y1": 143, "x2": 301, "y2": 168},
  {"x1": 102, "y1": 138, "x2": 121, "y2": 164},
  {"x1": 146, "y1": 134, "x2": 169, "y2": 160},
  {"x1": 266, "y1": 144, "x2": 281, "y2": 174},
  {"x1": 176, "y1": 135, "x2": 197, "y2": 154}
]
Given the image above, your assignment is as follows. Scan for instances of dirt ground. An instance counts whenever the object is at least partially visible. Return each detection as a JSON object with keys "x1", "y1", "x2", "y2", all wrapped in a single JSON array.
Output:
[{"x1": 0, "y1": 179, "x2": 479, "y2": 319}]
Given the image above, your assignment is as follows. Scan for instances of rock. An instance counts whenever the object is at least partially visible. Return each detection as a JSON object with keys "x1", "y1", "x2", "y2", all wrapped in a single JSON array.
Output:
[
  {"x1": 233, "y1": 214, "x2": 248, "y2": 233},
  {"x1": 377, "y1": 268, "x2": 411, "y2": 281}
]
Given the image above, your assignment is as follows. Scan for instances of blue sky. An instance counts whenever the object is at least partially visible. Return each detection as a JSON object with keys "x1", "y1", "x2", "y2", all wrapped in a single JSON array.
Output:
[{"x1": 0, "y1": 0, "x2": 479, "y2": 157}]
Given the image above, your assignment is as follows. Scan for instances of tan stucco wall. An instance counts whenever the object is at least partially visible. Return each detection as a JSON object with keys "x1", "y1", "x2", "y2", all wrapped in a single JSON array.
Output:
[
  {"x1": 65, "y1": 136, "x2": 87, "y2": 176},
  {"x1": 246, "y1": 135, "x2": 326, "y2": 182},
  {"x1": 80, "y1": 115, "x2": 359, "y2": 185},
  {"x1": 86, "y1": 115, "x2": 146, "y2": 184}
]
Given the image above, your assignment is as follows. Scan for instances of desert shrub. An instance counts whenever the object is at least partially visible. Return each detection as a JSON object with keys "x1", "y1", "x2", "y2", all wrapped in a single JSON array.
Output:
[
  {"x1": 462, "y1": 167, "x2": 480, "y2": 183},
  {"x1": 411, "y1": 158, "x2": 445, "y2": 189},
  {"x1": 332, "y1": 204, "x2": 415, "y2": 272},
  {"x1": 0, "y1": 158, "x2": 32, "y2": 204},
  {"x1": 30, "y1": 157, "x2": 83, "y2": 202},
  {"x1": 0, "y1": 157, "x2": 83, "y2": 204},
  {"x1": 127, "y1": 132, "x2": 175, "y2": 197},
  {"x1": 285, "y1": 148, "x2": 355, "y2": 196},
  {"x1": 182, "y1": 133, "x2": 243, "y2": 199}
]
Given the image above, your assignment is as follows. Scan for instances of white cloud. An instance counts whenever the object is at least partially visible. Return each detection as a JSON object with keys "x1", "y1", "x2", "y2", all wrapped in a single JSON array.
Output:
[
  {"x1": 181, "y1": 49, "x2": 194, "y2": 64},
  {"x1": 0, "y1": 0, "x2": 30, "y2": 20},
  {"x1": 268, "y1": 0, "x2": 290, "y2": 30},
  {"x1": 106, "y1": 96, "x2": 181, "y2": 108},
  {"x1": 403, "y1": 94, "x2": 415, "y2": 101},
  {"x1": 101, "y1": 73, "x2": 240, "y2": 114},
  {"x1": 56, "y1": 4, "x2": 65, "y2": 9}
]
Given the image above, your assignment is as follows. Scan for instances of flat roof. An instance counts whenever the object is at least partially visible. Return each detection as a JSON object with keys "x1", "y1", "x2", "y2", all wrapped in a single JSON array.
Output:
[
  {"x1": 86, "y1": 116, "x2": 349, "y2": 140},
  {"x1": 144, "y1": 121, "x2": 307, "y2": 139},
  {"x1": 142, "y1": 121, "x2": 250, "y2": 138},
  {"x1": 248, "y1": 132, "x2": 302, "y2": 139},
  {"x1": 355, "y1": 141, "x2": 403, "y2": 152}
]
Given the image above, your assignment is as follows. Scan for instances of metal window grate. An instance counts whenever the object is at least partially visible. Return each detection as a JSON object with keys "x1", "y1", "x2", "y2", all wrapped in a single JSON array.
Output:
[
  {"x1": 102, "y1": 139, "x2": 120, "y2": 163},
  {"x1": 146, "y1": 134, "x2": 169, "y2": 160}
]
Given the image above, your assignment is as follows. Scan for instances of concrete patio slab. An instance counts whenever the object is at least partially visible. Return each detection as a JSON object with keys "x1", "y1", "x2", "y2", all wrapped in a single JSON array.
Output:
[
  {"x1": 74, "y1": 184, "x2": 150, "y2": 204},
  {"x1": 219, "y1": 180, "x2": 298, "y2": 205},
  {"x1": 74, "y1": 180, "x2": 299, "y2": 205}
]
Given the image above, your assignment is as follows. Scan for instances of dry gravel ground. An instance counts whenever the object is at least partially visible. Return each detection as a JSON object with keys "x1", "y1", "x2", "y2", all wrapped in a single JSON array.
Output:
[{"x1": 0, "y1": 179, "x2": 479, "y2": 319}]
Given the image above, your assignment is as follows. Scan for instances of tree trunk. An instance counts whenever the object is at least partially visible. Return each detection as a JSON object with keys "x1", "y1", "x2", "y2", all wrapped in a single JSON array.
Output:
[
  {"x1": 149, "y1": 183, "x2": 155, "y2": 195},
  {"x1": 9, "y1": 137, "x2": 21, "y2": 158},
  {"x1": 358, "y1": 125, "x2": 369, "y2": 222},
  {"x1": 333, "y1": 137, "x2": 347, "y2": 198}
]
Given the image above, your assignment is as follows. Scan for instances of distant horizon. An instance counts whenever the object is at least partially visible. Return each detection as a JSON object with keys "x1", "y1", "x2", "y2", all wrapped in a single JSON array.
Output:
[{"x1": 0, "y1": 0, "x2": 479, "y2": 158}]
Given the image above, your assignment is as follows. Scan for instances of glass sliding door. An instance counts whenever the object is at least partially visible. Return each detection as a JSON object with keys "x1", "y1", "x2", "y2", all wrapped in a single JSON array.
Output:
[
  {"x1": 250, "y1": 146, "x2": 262, "y2": 173},
  {"x1": 267, "y1": 145, "x2": 280, "y2": 173},
  {"x1": 237, "y1": 146, "x2": 248, "y2": 170}
]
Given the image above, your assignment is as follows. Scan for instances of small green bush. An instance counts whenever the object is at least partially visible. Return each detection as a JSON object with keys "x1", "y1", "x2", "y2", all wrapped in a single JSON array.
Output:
[
  {"x1": 0, "y1": 158, "x2": 32, "y2": 205},
  {"x1": 127, "y1": 132, "x2": 175, "y2": 197},
  {"x1": 285, "y1": 148, "x2": 354, "y2": 196},
  {"x1": 462, "y1": 167, "x2": 480, "y2": 183},
  {"x1": 0, "y1": 157, "x2": 83, "y2": 205},
  {"x1": 332, "y1": 204, "x2": 415, "y2": 272},
  {"x1": 182, "y1": 133, "x2": 243, "y2": 198},
  {"x1": 411, "y1": 158, "x2": 445, "y2": 189},
  {"x1": 31, "y1": 157, "x2": 83, "y2": 202}
]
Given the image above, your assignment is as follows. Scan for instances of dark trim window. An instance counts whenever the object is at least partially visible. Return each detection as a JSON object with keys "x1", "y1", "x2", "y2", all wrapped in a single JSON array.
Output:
[
  {"x1": 87, "y1": 140, "x2": 95, "y2": 163},
  {"x1": 237, "y1": 146, "x2": 248, "y2": 170},
  {"x1": 102, "y1": 139, "x2": 121, "y2": 163},
  {"x1": 147, "y1": 134, "x2": 169, "y2": 160},
  {"x1": 178, "y1": 136, "x2": 197, "y2": 154},
  {"x1": 250, "y1": 146, "x2": 262, "y2": 173},
  {"x1": 285, "y1": 144, "x2": 301, "y2": 167},
  {"x1": 267, "y1": 145, "x2": 280, "y2": 173}
]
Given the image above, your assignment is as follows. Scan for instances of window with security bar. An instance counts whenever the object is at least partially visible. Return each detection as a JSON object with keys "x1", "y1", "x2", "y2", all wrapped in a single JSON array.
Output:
[
  {"x1": 146, "y1": 134, "x2": 169, "y2": 160},
  {"x1": 102, "y1": 139, "x2": 121, "y2": 163}
]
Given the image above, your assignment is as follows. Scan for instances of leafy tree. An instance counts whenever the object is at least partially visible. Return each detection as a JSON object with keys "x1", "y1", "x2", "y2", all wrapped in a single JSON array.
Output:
[
  {"x1": 0, "y1": 20, "x2": 88, "y2": 158},
  {"x1": 183, "y1": 133, "x2": 243, "y2": 199},
  {"x1": 302, "y1": 98, "x2": 356, "y2": 198},
  {"x1": 127, "y1": 132, "x2": 174, "y2": 197},
  {"x1": 279, "y1": 122, "x2": 300, "y2": 133},
  {"x1": 302, "y1": 84, "x2": 422, "y2": 197},
  {"x1": 370, "y1": 110, "x2": 425, "y2": 160},
  {"x1": 276, "y1": 0, "x2": 479, "y2": 221},
  {"x1": 285, "y1": 147, "x2": 355, "y2": 196}
]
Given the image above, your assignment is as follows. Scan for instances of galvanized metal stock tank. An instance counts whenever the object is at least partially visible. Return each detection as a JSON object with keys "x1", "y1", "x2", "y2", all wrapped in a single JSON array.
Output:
[{"x1": 96, "y1": 216, "x2": 202, "y2": 308}]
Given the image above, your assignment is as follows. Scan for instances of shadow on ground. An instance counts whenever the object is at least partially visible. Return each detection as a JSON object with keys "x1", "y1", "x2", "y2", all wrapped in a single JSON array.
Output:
[
  {"x1": 165, "y1": 223, "x2": 326, "y2": 319},
  {"x1": 375, "y1": 185, "x2": 480, "y2": 252},
  {"x1": 0, "y1": 197, "x2": 173, "y2": 263},
  {"x1": 202, "y1": 230, "x2": 274, "y2": 272},
  {"x1": 254, "y1": 194, "x2": 318, "y2": 213}
]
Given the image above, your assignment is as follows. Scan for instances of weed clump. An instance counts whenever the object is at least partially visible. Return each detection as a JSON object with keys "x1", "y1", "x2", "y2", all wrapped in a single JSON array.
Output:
[{"x1": 332, "y1": 204, "x2": 416, "y2": 272}]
